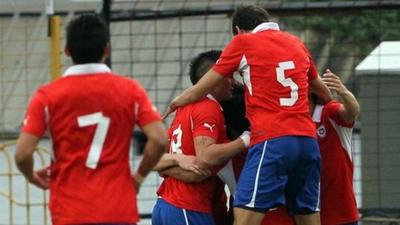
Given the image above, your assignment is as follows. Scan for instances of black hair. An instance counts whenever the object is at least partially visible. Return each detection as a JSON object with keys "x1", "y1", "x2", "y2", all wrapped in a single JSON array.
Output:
[
  {"x1": 66, "y1": 13, "x2": 109, "y2": 64},
  {"x1": 220, "y1": 84, "x2": 250, "y2": 139},
  {"x1": 232, "y1": 5, "x2": 269, "y2": 35},
  {"x1": 310, "y1": 92, "x2": 324, "y2": 105},
  {"x1": 189, "y1": 50, "x2": 222, "y2": 85}
]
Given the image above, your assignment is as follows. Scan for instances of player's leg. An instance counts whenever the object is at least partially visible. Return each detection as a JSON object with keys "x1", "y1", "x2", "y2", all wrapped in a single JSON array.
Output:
[
  {"x1": 261, "y1": 206, "x2": 296, "y2": 225},
  {"x1": 286, "y1": 136, "x2": 321, "y2": 225},
  {"x1": 233, "y1": 207, "x2": 264, "y2": 225},
  {"x1": 234, "y1": 139, "x2": 291, "y2": 225},
  {"x1": 294, "y1": 213, "x2": 321, "y2": 225}
]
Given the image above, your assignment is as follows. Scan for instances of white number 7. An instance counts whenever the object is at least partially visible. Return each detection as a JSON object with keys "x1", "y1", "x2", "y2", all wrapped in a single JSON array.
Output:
[
  {"x1": 276, "y1": 61, "x2": 298, "y2": 106},
  {"x1": 77, "y1": 112, "x2": 110, "y2": 169}
]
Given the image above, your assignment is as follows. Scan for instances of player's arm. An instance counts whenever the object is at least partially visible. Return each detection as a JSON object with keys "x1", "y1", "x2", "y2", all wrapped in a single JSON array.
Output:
[
  {"x1": 164, "y1": 69, "x2": 225, "y2": 118},
  {"x1": 15, "y1": 91, "x2": 50, "y2": 190},
  {"x1": 322, "y1": 69, "x2": 360, "y2": 123},
  {"x1": 194, "y1": 133, "x2": 249, "y2": 169},
  {"x1": 153, "y1": 153, "x2": 183, "y2": 171},
  {"x1": 158, "y1": 166, "x2": 210, "y2": 183},
  {"x1": 134, "y1": 121, "x2": 168, "y2": 187},
  {"x1": 309, "y1": 75, "x2": 332, "y2": 103},
  {"x1": 15, "y1": 133, "x2": 50, "y2": 190},
  {"x1": 306, "y1": 54, "x2": 333, "y2": 103},
  {"x1": 153, "y1": 153, "x2": 209, "y2": 176}
]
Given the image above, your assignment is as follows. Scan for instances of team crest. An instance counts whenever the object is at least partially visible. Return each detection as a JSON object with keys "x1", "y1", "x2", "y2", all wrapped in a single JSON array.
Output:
[{"x1": 317, "y1": 125, "x2": 326, "y2": 138}]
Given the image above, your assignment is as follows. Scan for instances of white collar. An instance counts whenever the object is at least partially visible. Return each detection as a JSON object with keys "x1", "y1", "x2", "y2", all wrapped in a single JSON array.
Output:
[
  {"x1": 63, "y1": 63, "x2": 111, "y2": 77},
  {"x1": 207, "y1": 94, "x2": 217, "y2": 102},
  {"x1": 312, "y1": 104, "x2": 324, "y2": 123},
  {"x1": 252, "y1": 22, "x2": 280, "y2": 34},
  {"x1": 206, "y1": 94, "x2": 223, "y2": 111}
]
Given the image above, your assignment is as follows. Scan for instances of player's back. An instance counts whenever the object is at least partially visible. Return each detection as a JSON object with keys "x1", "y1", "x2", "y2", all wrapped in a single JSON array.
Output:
[
  {"x1": 237, "y1": 29, "x2": 316, "y2": 144},
  {"x1": 158, "y1": 97, "x2": 227, "y2": 213},
  {"x1": 40, "y1": 72, "x2": 144, "y2": 224}
]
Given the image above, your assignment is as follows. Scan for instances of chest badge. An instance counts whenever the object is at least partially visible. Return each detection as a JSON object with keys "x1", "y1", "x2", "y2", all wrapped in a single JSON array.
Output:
[{"x1": 317, "y1": 124, "x2": 326, "y2": 138}]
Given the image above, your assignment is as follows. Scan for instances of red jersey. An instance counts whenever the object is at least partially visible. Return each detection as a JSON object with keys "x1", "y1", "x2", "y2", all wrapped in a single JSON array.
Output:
[
  {"x1": 21, "y1": 64, "x2": 161, "y2": 225},
  {"x1": 312, "y1": 101, "x2": 359, "y2": 225},
  {"x1": 157, "y1": 95, "x2": 227, "y2": 213},
  {"x1": 213, "y1": 22, "x2": 318, "y2": 145}
]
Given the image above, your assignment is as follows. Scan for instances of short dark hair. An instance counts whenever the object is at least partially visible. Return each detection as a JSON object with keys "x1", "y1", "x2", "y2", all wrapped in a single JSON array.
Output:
[
  {"x1": 220, "y1": 84, "x2": 250, "y2": 139},
  {"x1": 232, "y1": 5, "x2": 269, "y2": 35},
  {"x1": 189, "y1": 50, "x2": 222, "y2": 85},
  {"x1": 66, "y1": 14, "x2": 109, "y2": 64}
]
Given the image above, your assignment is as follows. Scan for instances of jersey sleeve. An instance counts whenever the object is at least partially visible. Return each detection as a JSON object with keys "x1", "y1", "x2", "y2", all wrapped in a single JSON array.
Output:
[
  {"x1": 134, "y1": 82, "x2": 162, "y2": 127},
  {"x1": 21, "y1": 90, "x2": 48, "y2": 137},
  {"x1": 302, "y1": 42, "x2": 318, "y2": 81},
  {"x1": 212, "y1": 35, "x2": 244, "y2": 78},
  {"x1": 325, "y1": 101, "x2": 354, "y2": 128},
  {"x1": 308, "y1": 59, "x2": 318, "y2": 81},
  {"x1": 191, "y1": 101, "x2": 224, "y2": 141}
]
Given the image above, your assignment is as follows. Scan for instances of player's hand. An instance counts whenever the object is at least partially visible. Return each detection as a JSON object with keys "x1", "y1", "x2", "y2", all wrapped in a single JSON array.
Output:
[
  {"x1": 162, "y1": 89, "x2": 193, "y2": 119},
  {"x1": 163, "y1": 94, "x2": 185, "y2": 119},
  {"x1": 176, "y1": 155, "x2": 210, "y2": 176},
  {"x1": 28, "y1": 166, "x2": 50, "y2": 190},
  {"x1": 239, "y1": 130, "x2": 251, "y2": 148},
  {"x1": 321, "y1": 69, "x2": 348, "y2": 97},
  {"x1": 175, "y1": 154, "x2": 196, "y2": 170},
  {"x1": 132, "y1": 172, "x2": 144, "y2": 193},
  {"x1": 162, "y1": 103, "x2": 177, "y2": 120}
]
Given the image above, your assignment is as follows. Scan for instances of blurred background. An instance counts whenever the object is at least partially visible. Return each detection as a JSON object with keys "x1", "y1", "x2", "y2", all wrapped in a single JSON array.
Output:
[{"x1": 0, "y1": 0, "x2": 399, "y2": 224}]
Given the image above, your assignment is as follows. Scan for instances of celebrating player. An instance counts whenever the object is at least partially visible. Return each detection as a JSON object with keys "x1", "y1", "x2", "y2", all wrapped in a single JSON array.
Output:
[
  {"x1": 152, "y1": 50, "x2": 250, "y2": 225},
  {"x1": 164, "y1": 5, "x2": 332, "y2": 225},
  {"x1": 15, "y1": 14, "x2": 167, "y2": 225},
  {"x1": 310, "y1": 69, "x2": 360, "y2": 225}
]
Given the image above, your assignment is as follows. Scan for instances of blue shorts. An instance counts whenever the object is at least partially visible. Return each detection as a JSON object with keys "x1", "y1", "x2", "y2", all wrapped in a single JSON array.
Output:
[
  {"x1": 152, "y1": 198, "x2": 216, "y2": 225},
  {"x1": 234, "y1": 136, "x2": 321, "y2": 214}
]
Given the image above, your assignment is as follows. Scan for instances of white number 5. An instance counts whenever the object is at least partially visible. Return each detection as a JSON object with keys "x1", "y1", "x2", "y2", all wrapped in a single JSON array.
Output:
[
  {"x1": 276, "y1": 61, "x2": 298, "y2": 106},
  {"x1": 77, "y1": 112, "x2": 110, "y2": 169}
]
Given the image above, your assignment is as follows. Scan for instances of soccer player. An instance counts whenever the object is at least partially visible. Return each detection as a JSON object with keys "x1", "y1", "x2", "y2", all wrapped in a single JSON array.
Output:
[
  {"x1": 152, "y1": 50, "x2": 250, "y2": 225},
  {"x1": 14, "y1": 14, "x2": 167, "y2": 225},
  {"x1": 219, "y1": 84, "x2": 295, "y2": 225},
  {"x1": 163, "y1": 84, "x2": 296, "y2": 225},
  {"x1": 164, "y1": 5, "x2": 333, "y2": 225},
  {"x1": 310, "y1": 69, "x2": 360, "y2": 225},
  {"x1": 160, "y1": 53, "x2": 294, "y2": 225}
]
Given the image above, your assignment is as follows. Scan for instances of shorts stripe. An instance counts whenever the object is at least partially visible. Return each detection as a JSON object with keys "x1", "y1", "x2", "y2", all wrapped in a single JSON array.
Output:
[
  {"x1": 183, "y1": 209, "x2": 189, "y2": 225},
  {"x1": 315, "y1": 181, "x2": 321, "y2": 211},
  {"x1": 245, "y1": 141, "x2": 268, "y2": 208}
]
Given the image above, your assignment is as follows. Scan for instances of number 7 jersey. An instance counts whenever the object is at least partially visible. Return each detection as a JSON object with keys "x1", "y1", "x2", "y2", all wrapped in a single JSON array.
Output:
[
  {"x1": 213, "y1": 22, "x2": 318, "y2": 145},
  {"x1": 21, "y1": 64, "x2": 161, "y2": 225}
]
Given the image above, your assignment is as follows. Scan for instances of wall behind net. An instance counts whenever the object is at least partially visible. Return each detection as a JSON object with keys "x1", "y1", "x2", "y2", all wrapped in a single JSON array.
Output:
[
  {"x1": 109, "y1": 1, "x2": 400, "y2": 221},
  {"x1": 110, "y1": 14, "x2": 232, "y2": 113},
  {"x1": 0, "y1": 14, "x2": 72, "y2": 137}
]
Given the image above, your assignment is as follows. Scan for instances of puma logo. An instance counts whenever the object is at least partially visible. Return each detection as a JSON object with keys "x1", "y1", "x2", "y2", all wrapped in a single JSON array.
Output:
[{"x1": 204, "y1": 123, "x2": 215, "y2": 132}]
